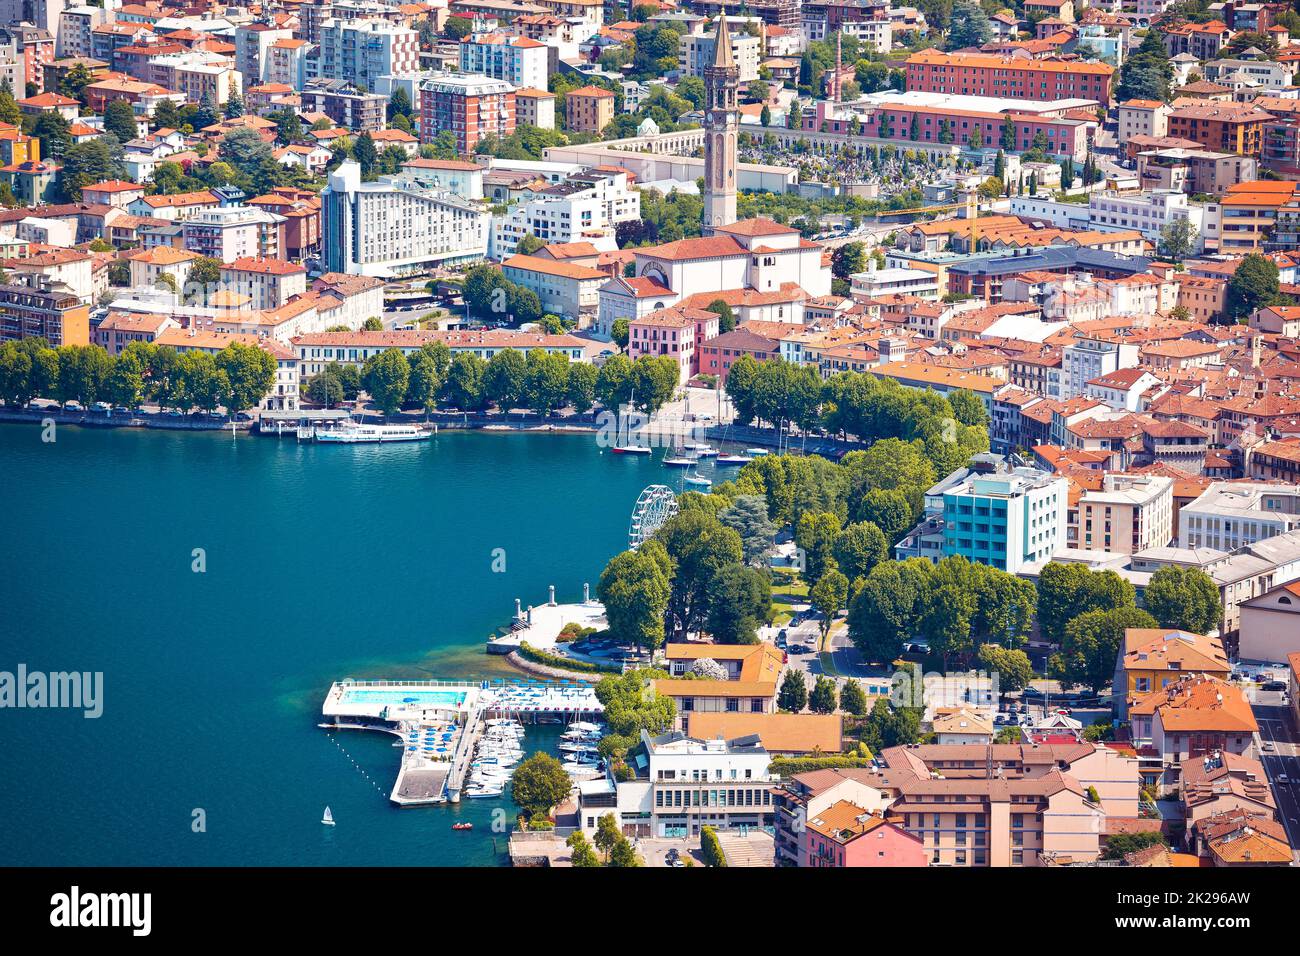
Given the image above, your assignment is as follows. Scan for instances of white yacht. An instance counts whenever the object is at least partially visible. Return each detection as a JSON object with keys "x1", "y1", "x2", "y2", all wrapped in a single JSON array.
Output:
[{"x1": 315, "y1": 423, "x2": 430, "y2": 444}]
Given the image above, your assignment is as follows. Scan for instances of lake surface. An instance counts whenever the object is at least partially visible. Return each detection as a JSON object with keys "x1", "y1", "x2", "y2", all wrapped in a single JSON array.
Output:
[{"x1": 0, "y1": 424, "x2": 667, "y2": 865}]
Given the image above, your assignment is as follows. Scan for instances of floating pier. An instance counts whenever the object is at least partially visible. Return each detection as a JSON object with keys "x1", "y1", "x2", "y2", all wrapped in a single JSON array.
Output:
[{"x1": 320, "y1": 678, "x2": 603, "y2": 806}]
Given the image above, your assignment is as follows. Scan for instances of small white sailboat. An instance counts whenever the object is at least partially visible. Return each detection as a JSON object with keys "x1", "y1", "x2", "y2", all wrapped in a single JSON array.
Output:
[
  {"x1": 715, "y1": 453, "x2": 753, "y2": 466},
  {"x1": 321, "y1": 806, "x2": 335, "y2": 826},
  {"x1": 612, "y1": 388, "x2": 653, "y2": 454}
]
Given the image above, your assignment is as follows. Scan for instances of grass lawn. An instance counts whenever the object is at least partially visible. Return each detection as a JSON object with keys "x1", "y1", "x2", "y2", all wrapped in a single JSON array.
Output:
[
  {"x1": 770, "y1": 608, "x2": 793, "y2": 627},
  {"x1": 771, "y1": 571, "x2": 809, "y2": 600}
]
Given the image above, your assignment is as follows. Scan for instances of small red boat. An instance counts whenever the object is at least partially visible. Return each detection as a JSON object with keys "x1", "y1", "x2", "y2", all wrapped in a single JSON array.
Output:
[{"x1": 451, "y1": 822, "x2": 473, "y2": 831}]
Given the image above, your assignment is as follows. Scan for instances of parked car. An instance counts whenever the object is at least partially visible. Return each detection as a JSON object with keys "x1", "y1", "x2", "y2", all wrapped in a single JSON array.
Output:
[
  {"x1": 1277, "y1": 774, "x2": 1291, "y2": 786},
  {"x1": 1262, "y1": 740, "x2": 1275, "y2": 752},
  {"x1": 1262, "y1": 680, "x2": 1287, "y2": 692}
]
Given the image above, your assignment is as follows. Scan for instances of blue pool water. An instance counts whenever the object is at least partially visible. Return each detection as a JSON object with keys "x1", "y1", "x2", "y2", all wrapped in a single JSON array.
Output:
[{"x1": 338, "y1": 688, "x2": 468, "y2": 708}]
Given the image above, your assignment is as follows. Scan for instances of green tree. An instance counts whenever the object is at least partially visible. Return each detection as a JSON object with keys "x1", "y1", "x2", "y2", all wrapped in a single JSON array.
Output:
[
  {"x1": 610, "y1": 318, "x2": 630, "y2": 349},
  {"x1": 596, "y1": 546, "x2": 673, "y2": 650},
  {"x1": 32, "y1": 111, "x2": 72, "y2": 159},
  {"x1": 705, "y1": 563, "x2": 771, "y2": 645},
  {"x1": 977, "y1": 643, "x2": 1034, "y2": 696},
  {"x1": 566, "y1": 830, "x2": 601, "y2": 867},
  {"x1": 482, "y1": 348, "x2": 527, "y2": 411},
  {"x1": 811, "y1": 567, "x2": 850, "y2": 641},
  {"x1": 607, "y1": 835, "x2": 642, "y2": 867},
  {"x1": 700, "y1": 826, "x2": 727, "y2": 867},
  {"x1": 831, "y1": 521, "x2": 888, "y2": 581},
  {"x1": 794, "y1": 510, "x2": 841, "y2": 584},
  {"x1": 847, "y1": 559, "x2": 930, "y2": 663},
  {"x1": 946, "y1": 0, "x2": 992, "y2": 50},
  {"x1": 810, "y1": 674, "x2": 839, "y2": 714},
  {"x1": 1036, "y1": 563, "x2": 1136, "y2": 644},
  {"x1": 705, "y1": 298, "x2": 736, "y2": 333},
  {"x1": 406, "y1": 353, "x2": 441, "y2": 417},
  {"x1": 566, "y1": 362, "x2": 597, "y2": 413},
  {"x1": 839, "y1": 678, "x2": 868, "y2": 716},
  {"x1": 1159, "y1": 216, "x2": 1196, "y2": 261},
  {"x1": 441, "y1": 352, "x2": 486, "y2": 409},
  {"x1": 1226, "y1": 253, "x2": 1283, "y2": 321},
  {"x1": 654, "y1": 510, "x2": 744, "y2": 636},
  {"x1": 778, "y1": 669, "x2": 808, "y2": 712},
  {"x1": 1102, "y1": 831, "x2": 1167, "y2": 861},
  {"x1": 523, "y1": 348, "x2": 571, "y2": 416},
  {"x1": 59, "y1": 138, "x2": 126, "y2": 201},
  {"x1": 1143, "y1": 566, "x2": 1220, "y2": 633},
  {"x1": 510, "y1": 752, "x2": 572, "y2": 820},
  {"x1": 216, "y1": 341, "x2": 275, "y2": 414},
  {"x1": 362, "y1": 347, "x2": 410, "y2": 416},
  {"x1": 515, "y1": 233, "x2": 544, "y2": 255},
  {"x1": 947, "y1": 389, "x2": 988, "y2": 427},
  {"x1": 1051, "y1": 606, "x2": 1158, "y2": 692},
  {"x1": 306, "y1": 371, "x2": 344, "y2": 407},
  {"x1": 104, "y1": 100, "x2": 138, "y2": 142},
  {"x1": 852, "y1": 488, "x2": 915, "y2": 543},
  {"x1": 593, "y1": 812, "x2": 622, "y2": 861},
  {"x1": 718, "y1": 494, "x2": 778, "y2": 567}
]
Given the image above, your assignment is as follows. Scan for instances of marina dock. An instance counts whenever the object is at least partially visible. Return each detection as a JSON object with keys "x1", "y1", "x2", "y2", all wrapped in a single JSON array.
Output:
[{"x1": 321, "y1": 678, "x2": 603, "y2": 806}]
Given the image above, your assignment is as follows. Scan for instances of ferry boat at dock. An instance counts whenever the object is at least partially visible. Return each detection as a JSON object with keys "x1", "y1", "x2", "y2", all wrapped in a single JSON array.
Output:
[{"x1": 314, "y1": 423, "x2": 430, "y2": 444}]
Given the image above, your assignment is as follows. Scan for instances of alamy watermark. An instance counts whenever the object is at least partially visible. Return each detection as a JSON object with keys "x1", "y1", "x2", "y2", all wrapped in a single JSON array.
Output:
[
  {"x1": 0, "y1": 664, "x2": 103, "y2": 718},
  {"x1": 595, "y1": 403, "x2": 710, "y2": 450}
]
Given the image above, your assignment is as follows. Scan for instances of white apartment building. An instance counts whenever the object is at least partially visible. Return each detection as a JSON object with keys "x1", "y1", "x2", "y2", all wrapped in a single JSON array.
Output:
[
  {"x1": 1061, "y1": 337, "x2": 1140, "y2": 400},
  {"x1": 235, "y1": 22, "x2": 294, "y2": 86},
  {"x1": 1118, "y1": 100, "x2": 1169, "y2": 140},
  {"x1": 1087, "y1": 189, "x2": 1205, "y2": 251},
  {"x1": 311, "y1": 18, "x2": 419, "y2": 91},
  {"x1": 459, "y1": 32, "x2": 548, "y2": 91},
  {"x1": 150, "y1": 53, "x2": 242, "y2": 106},
  {"x1": 218, "y1": 258, "x2": 308, "y2": 311},
  {"x1": 679, "y1": 27, "x2": 761, "y2": 83},
  {"x1": 1180, "y1": 483, "x2": 1300, "y2": 551},
  {"x1": 57, "y1": 5, "x2": 105, "y2": 58},
  {"x1": 1202, "y1": 58, "x2": 1292, "y2": 92},
  {"x1": 322, "y1": 160, "x2": 490, "y2": 277},
  {"x1": 940, "y1": 467, "x2": 1069, "y2": 574},
  {"x1": 490, "y1": 170, "x2": 640, "y2": 259},
  {"x1": 578, "y1": 730, "x2": 777, "y2": 838},
  {"x1": 501, "y1": 253, "x2": 606, "y2": 322},
  {"x1": 1077, "y1": 473, "x2": 1174, "y2": 554},
  {"x1": 849, "y1": 266, "x2": 940, "y2": 300},
  {"x1": 182, "y1": 205, "x2": 285, "y2": 262},
  {"x1": 838, "y1": 18, "x2": 892, "y2": 53}
]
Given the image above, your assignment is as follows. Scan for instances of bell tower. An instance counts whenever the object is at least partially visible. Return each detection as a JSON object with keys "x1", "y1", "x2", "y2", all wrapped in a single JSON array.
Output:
[{"x1": 702, "y1": 14, "x2": 738, "y2": 235}]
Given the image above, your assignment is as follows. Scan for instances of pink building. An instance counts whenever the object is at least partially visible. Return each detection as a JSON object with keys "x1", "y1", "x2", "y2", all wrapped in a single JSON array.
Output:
[
  {"x1": 627, "y1": 305, "x2": 719, "y2": 384},
  {"x1": 804, "y1": 801, "x2": 928, "y2": 867}
]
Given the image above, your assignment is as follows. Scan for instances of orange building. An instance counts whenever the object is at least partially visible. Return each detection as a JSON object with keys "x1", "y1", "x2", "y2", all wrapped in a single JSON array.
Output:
[
  {"x1": 564, "y1": 85, "x2": 615, "y2": 134},
  {"x1": 1167, "y1": 103, "x2": 1272, "y2": 157}
]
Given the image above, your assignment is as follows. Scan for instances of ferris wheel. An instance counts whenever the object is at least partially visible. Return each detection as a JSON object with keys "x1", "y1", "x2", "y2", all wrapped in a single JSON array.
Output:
[{"x1": 628, "y1": 485, "x2": 679, "y2": 551}]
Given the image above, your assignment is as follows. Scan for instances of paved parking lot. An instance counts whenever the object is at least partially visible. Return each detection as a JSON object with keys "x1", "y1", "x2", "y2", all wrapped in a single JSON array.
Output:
[{"x1": 637, "y1": 837, "x2": 703, "y2": 868}]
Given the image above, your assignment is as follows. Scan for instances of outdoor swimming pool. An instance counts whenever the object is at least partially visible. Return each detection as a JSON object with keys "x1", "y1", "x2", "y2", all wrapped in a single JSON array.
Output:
[{"x1": 338, "y1": 688, "x2": 468, "y2": 709}]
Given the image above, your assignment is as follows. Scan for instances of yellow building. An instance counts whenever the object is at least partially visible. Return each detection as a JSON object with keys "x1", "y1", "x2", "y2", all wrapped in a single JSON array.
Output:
[
  {"x1": 1113, "y1": 628, "x2": 1231, "y2": 719},
  {"x1": 0, "y1": 127, "x2": 41, "y2": 167}
]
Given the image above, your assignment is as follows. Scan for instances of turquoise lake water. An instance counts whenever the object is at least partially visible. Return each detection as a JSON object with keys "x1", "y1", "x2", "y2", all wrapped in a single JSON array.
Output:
[{"x1": 0, "y1": 424, "x2": 667, "y2": 866}]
